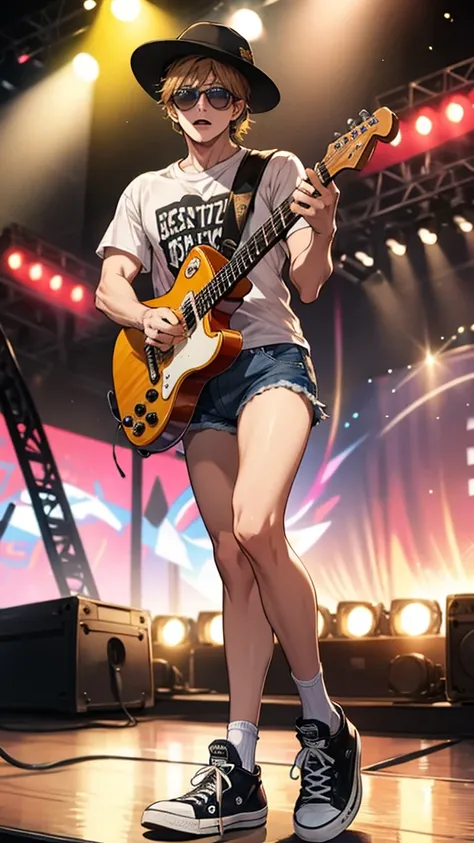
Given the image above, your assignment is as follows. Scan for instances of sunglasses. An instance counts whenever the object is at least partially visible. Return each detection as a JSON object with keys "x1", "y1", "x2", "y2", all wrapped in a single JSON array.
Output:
[{"x1": 171, "y1": 86, "x2": 237, "y2": 112}]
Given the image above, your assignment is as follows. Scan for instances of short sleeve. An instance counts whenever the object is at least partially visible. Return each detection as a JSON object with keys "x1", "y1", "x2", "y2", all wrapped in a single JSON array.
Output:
[
  {"x1": 264, "y1": 151, "x2": 311, "y2": 242},
  {"x1": 96, "y1": 182, "x2": 152, "y2": 272}
]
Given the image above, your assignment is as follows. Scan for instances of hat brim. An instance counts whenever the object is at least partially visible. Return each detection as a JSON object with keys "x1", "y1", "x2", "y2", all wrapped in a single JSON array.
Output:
[{"x1": 130, "y1": 39, "x2": 280, "y2": 114}]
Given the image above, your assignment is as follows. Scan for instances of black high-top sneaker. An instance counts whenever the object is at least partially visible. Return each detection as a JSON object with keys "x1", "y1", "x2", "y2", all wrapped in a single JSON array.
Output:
[
  {"x1": 291, "y1": 704, "x2": 362, "y2": 842},
  {"x1": 142, "y1": 739, "x2": 268, "y2": 836}
]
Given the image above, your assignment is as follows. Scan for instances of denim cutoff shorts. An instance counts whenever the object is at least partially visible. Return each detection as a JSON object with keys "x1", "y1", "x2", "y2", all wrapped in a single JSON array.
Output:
[{"x1": 188, "y1": 343, "x2": 328, "y2": 435}]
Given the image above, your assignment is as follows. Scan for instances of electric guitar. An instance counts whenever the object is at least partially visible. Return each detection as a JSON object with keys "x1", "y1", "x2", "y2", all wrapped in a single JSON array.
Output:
[{"x1": 112, "y1": 106, "x2": 399, "y2": 453}]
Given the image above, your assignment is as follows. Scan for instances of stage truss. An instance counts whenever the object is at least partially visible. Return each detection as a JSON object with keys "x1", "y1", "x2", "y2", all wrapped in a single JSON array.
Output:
[
  {"x1": 375, "y1": 57, "x2": 474, "y2": 113},
  {"x1": 0, "y1": 325, "x2": 100, "y2": 598}
]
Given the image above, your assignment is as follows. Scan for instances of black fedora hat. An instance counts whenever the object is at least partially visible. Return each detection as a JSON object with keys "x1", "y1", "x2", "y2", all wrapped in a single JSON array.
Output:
[{"x1": 130, "y1": 21, "x2": 280, "y2": 114}]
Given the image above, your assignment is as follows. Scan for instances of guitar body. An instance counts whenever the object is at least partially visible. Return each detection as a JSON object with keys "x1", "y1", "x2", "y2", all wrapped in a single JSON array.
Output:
[{"x1": 112, "y1": 245, "x2": 251, "y2": 452}]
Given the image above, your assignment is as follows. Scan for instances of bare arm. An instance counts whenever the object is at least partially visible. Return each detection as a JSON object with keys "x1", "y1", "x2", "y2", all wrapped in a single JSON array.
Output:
[
  {"x1": 95, "y1": 247, "x2": 149, "y2": 329},
  {"x1": 95, "y1": 247, "x2": 185, "y2": 348}
]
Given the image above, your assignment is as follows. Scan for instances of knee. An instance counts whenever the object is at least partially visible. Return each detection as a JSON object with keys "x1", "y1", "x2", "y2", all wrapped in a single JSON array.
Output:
[
  {"x1": 233, "y1": 510, "x2": 284, "y2": 563},
  {"x1": 211, "y1": 531, "x2": 255, "y2": 595}
]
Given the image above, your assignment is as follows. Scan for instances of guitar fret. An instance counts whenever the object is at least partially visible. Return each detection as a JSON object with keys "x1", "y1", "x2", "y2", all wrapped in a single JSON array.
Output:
[{"x1": 194, "y1": 190, "x2": 304, "y2": 318}]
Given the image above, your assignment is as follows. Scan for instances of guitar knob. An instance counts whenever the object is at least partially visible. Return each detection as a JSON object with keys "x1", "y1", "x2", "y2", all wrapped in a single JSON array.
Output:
[
  {"x1": 133, "y1": 422, "x2": 145, "y2": 437},
  {"x1": 359, "y1": 109, "x2": 371, "y2": 120},
  {"x1": 122, "y1": 416, "x2": 134, "y2": 428},
  {"x1": 146, "y1": 412, "x2": 158, "y2": 426},
  {"x1": 134, "y1": 403, "x2": 146, "y2": 416},
  {"x1": 146, "y1": 389, "x2": 158, "y2": 403}
]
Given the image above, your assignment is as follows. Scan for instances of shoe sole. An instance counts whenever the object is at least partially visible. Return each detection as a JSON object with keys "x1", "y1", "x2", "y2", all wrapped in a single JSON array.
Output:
[
  {"x1": 293, "y1": 729, "x2": 363, "y2": 842},
  {"x1": 142, "y1": 806, "x2": 268, "y2": 835}
]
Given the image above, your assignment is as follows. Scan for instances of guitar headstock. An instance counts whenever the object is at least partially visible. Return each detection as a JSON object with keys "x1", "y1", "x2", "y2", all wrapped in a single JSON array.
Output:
[{"x1": 319, "y1": 107, "x2": 399, "y2": 182}]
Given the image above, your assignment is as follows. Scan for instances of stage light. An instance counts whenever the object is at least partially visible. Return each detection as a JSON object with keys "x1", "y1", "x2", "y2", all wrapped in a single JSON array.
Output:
[
  {"x1": 161, "y1": 618, "x2": 187, "y2": 647},
  {"x1": 7, "y1": 252, "x2": 23, "y2": 270},
  {"x1": 445, "y1": 101, "x2": 464, "y2": 123},
  {"x1": 388, "y1": 653, "x2": 444, "y2": 700},
  {"x1": 228, "y1": 9, "x2": 263, "y2": 41},
  {"x1": 391, "y1": 129, "x2": 402, "y2": 147},
  {"x1": 49, "y1": 274, "x2": 63, "y2": 291},
  {"x1": 336, "y1": 602, "x2": 382, "y2": 638},
  {"x1": 425, "y1": 351, "x2": 435, "y2": 365},
  {"x1": 418, "y1": 227, "x2": 438, "y2": 245},
  {"x1": 415, "y1": 114, "x2": 433, "y2": 136},
  {"x1": 111, "y1": 0, "x2": 141, "y2": 22},
  {"x1": 197, "y1": 612, "x2": 224, "y2": 645},
  {"x1": 29, "y1": 263, "x2": 43, "y2": 280},
  {"x1": 354, "y1": 250, "x2": 374, "y2": 268},
  {"x1": 71, "y1": 285, "x2": 85, "y2": 302},
  {"x1": 72, "y1": 53, "x2": 99, "y2": 82},
  {"x1": 386, "y1": 237, "x2": 407, "y2": 256},
  {"x1": 83, "y1": 0, "x2": 97, "y2": 8},
  {"x1": 152, "y1": 615, "x2": 195, "y2": 647},
  {"x1": 453, "y1": 214, "x2": 473, "y2": 233},
  {"x1": 209, "y1": 615, "x2": 223, "y2": 645},
  {"x1": 389, "y1": 599, "x2": 442, "y2": 636},
  {"x1": 317, "y1": 607, "x2": 333, "y2": 639},
  {"x1": 17, "y1": 54, "x2": 31, "y2": 65},
  {"x1": 458, "y1": 325, "x2": 465, "y2": 334}
]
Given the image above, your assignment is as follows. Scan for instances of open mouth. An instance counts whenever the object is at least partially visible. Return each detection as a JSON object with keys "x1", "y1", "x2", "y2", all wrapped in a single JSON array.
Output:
[{"x1": 193, "y1": 119, "x2": 211, "y2": 126}]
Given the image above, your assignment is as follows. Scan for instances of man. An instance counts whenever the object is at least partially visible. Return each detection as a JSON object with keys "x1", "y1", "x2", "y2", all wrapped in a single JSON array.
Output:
[{"x1": 95, "y1": 21, "x2": 362, "y2": 842}]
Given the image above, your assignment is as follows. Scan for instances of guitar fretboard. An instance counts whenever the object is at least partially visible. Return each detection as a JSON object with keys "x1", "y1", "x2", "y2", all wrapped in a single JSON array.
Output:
[{"x1": 194, "y1": 161, "x2": 330, "y2": 318}]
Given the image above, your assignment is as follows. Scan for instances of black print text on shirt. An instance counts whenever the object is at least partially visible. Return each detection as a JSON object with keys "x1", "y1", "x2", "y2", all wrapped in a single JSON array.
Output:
[{"x1": 155, "y1": 192, "x2": 229, "y2": 276}]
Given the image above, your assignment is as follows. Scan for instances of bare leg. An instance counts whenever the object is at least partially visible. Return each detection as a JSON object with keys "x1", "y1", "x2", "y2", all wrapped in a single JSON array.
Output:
[
  {"x1": 233, "y1": 388, "x2": 321, "y2": 681},
  {"x1": 183, "y1": 428, "x2": 274, "y2": 725}
]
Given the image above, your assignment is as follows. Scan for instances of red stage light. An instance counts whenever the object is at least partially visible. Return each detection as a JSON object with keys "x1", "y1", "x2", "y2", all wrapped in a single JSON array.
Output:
[
  {"x1": 49, "y1": 274, "x2": 63, "y2": 291},
  {"x1": 7, "y1": 252, "x2": 23, "y2": 270},
  {"x1": 445, "y1": 101, "x2": 465, "y2": 123},
  {"x1": 415, "y1": 114, "x2": 433, "y2": 135},
  {"x1": 71, "y1": 285, "x2": 84, "y2": 302},
  {"x1": 17, "y1": 54, "x2": 30, "y2": 65},
  {"x1": 29, "y1": 263, "x2": 43, "y2": 281}
]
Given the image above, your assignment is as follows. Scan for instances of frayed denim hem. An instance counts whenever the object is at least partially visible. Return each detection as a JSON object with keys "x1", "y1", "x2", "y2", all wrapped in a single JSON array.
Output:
[{"x1": 236, "y1": 380, "x2": 329, "y2": 425}]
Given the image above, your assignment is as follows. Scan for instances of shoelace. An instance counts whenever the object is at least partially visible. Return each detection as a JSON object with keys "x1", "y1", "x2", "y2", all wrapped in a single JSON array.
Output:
[
  {"x1": 179, "y1": 763, "x2": 233, "y2": 835},
  {"x1": 290, "y1": 743, "x2": 335, "y2": 803}
]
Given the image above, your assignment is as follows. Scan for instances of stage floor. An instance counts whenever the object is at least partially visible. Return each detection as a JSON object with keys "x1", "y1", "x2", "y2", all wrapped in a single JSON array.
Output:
[{"x1": 0, "y1": 718, "x2": 473, "y2": 843}]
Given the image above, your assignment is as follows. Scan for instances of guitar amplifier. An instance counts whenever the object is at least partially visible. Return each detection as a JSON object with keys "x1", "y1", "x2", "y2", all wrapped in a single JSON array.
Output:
[{"x1": 0, "y1": 597, "x2": 154, "y2": 713}]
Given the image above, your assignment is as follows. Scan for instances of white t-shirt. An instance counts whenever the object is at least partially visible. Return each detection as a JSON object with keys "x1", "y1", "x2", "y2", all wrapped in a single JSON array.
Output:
[{"x1": 96, "y1": 147, "x2": 312, "y2": 351}]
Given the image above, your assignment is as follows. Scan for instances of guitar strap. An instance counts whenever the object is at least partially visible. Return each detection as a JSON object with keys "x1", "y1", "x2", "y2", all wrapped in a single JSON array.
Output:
[{"x1": 219, "y1": 148, "x2": 278, "y2": 259}]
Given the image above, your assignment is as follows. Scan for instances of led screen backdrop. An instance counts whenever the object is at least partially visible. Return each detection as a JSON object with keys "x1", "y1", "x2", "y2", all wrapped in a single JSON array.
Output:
[{"x1": 0, "y1": 345, "x2": 473, "y2": 619}]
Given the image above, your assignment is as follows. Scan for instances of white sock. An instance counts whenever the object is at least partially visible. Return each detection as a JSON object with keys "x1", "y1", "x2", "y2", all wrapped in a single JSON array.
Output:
[
  {"x1": 292, "y1": 668, "x2": 341, "y2": 735},
  {"x1": 226, "y1": 720, "x2": 258, "y2": 772}
]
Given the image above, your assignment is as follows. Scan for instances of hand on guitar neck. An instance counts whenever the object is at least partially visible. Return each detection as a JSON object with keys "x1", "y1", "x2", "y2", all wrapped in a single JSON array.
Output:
[{"x1": 143, "y1": 306, "x2": 186, "y2": 351}]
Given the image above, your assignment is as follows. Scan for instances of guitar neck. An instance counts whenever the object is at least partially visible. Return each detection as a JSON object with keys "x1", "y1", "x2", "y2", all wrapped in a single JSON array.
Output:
[{"x1": 195, "y1": 160, "x2": 331, "y2": 318}]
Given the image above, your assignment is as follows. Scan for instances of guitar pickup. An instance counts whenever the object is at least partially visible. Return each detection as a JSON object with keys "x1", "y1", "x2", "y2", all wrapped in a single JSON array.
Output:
[
  {"x1": 179, "y1": 293, "x2": 198, "y2": 334},
  {"x1": 145, "y1": 344, "x2": 159, "y2": 384}
]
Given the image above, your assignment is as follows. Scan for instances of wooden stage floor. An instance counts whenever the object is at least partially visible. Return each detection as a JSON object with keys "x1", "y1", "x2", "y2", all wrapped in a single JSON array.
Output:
[{"x1": 0, "y1": 717, "x2": 473, "y2": 843}]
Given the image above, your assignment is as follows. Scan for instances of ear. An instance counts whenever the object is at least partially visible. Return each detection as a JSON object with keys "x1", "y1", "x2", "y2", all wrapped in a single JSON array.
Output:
[
  {"x1": 232, "y1": 99, "x2": 245, "y2": 121},
  {"x1": 166, "y1": 104, "x2": 180, "y2": 124}
]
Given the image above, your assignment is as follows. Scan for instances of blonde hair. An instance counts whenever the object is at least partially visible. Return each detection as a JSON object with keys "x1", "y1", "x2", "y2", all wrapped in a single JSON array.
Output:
[{"x1": 159, "y1": 56, "x2": 252, "y2": 143}]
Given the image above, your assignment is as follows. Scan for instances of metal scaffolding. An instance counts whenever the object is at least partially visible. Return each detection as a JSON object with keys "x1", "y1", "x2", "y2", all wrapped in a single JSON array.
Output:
[
  {"x1": 376, "y1": 57, "x2": 474, "y2": 113},
  {"x1": 0, "y1": 325, "x2": 100, "y2": 599},
  {"x1": 337, "y1": 148, "x2": 474, "y2": 231},
  {"x1": 0, "y1": 0, "x2": 95, "y2": 68}
]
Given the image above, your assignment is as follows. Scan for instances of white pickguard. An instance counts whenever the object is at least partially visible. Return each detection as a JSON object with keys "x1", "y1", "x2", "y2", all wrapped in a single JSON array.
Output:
[{"x1": 161, "y1": 317, "x2": 220, "y2": 400}]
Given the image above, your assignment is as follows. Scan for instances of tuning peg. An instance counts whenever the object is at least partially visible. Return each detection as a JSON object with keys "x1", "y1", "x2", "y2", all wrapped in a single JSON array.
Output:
[
  {"x1": 333, "y1": 131, "x2": 342, "y2": 139},
  {"x1": 347, "y1": 117, "x2": 356, "y2": 128},
  {"x1": 359, "y1": 109, "x2": 371, "y2": 121}
]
